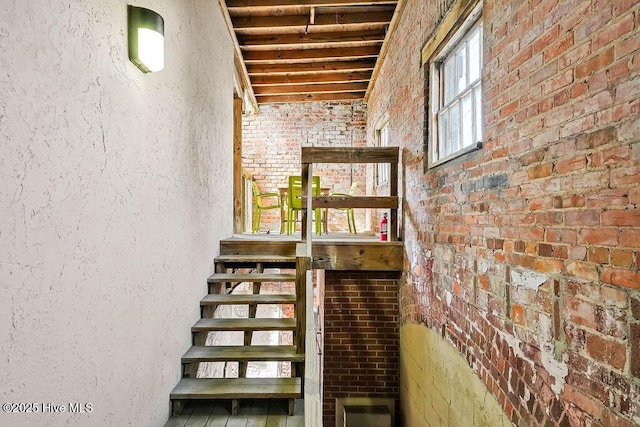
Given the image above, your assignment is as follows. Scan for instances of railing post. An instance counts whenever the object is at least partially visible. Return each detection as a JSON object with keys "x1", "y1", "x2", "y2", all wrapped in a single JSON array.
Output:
[
  {"x1": 390, "y1": 161, "x2": 398, "y2": 241},
  {"x1": 295, "y1": 243, "x2": 310, "y2": 354},
  {"x1": 301, "y1": 162, "x2": 313, "y2": 255},
  {"x1": 296, "y1": 243, "x2": 321, "y2": 427}
]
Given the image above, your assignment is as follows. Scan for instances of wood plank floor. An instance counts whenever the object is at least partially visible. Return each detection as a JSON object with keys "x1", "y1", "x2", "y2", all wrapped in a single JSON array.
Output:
[{"x1": 164, "y1": 399, "x2": 304, "y2": 427}]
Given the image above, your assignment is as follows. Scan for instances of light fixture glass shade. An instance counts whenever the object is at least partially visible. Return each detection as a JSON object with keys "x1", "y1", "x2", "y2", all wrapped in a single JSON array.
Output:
[
  {"x1": 128, "y1": 5, "x2": 164, "y2": 73},
  {"x1": 137, "y1": 28, "x2": 164, "y2": 72}
]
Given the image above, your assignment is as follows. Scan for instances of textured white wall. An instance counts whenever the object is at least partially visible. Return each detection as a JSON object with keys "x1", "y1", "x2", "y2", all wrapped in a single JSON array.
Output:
[{"x1": 0, "y1": 0, "x2": 234, "y2": 425}]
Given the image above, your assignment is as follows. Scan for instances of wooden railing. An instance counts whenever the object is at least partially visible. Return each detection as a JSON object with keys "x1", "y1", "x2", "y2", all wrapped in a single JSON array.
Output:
[
  {"x1": 296, "y1": 147, "x2": 400, "y2": 426},
  {"x1": 300, "y1": 147, "x2": 400, "y2": 242}
]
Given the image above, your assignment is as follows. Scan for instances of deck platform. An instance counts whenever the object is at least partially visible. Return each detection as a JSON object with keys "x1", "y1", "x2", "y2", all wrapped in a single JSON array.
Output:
[{"x1": 221, "y1": 232, "x2": 403, "y2": 272}]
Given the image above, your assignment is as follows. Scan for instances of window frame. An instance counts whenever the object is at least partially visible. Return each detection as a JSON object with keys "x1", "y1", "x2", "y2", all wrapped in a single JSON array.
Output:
[
  {"x1": 375, "y1": 117, "x2": 390, "y2": 187},
  {"x1": 425, "y1": 0, "x2": 484, "y2": 169}
]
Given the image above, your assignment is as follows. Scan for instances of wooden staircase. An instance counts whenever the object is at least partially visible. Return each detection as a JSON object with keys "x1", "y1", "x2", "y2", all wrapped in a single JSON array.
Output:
[{"x1": 169, "y1": 249, "x2": 305, "y2": 416}]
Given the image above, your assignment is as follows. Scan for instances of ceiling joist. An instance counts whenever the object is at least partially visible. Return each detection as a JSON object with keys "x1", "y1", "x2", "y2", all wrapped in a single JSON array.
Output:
[
  {"x1": 242, "y1": 45, "x2": 380, "y2": 64},
  {"x1": 238, "y1": 29, "x2": 386, "y2": 50},
  {"x1": 227, "y1": 0, "x2": 398, "y2": 9},
  {"x1": 247, "y1": 59, "x2": 376, "y2": 75},
  {"x1": 254, "y1": 81, "x2": 368, "y2": 95},
  {"x1": 232, "y1": 10, "x2": 394, "y2": 34},
  {"x1": 221, "y1": 0, "x2": 400, "y2": 104},
  {"x1": 256, "y1": 92, "x2": 366, "y2": 103},
  {"x1": 250, "y1": 70, "x2": 372, "y2": 85}
]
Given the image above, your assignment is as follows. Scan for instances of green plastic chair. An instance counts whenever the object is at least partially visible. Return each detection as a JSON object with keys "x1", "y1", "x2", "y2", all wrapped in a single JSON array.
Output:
[
  {"x1": 330, "y1": 182, "x2": 358, "y2": 234},
  {"x1": 251, "y1": 180, "x2": 282, "y2": 234},
  {"x1": 286, "y1": 175, "x2": 323, "y2": 235}
]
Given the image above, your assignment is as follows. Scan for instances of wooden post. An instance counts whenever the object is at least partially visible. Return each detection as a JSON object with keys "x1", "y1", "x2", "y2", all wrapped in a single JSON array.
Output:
[
  {"x1": 295, "y1": 244, "x2": 310, "y2": 400},
  {"x1": 306, "y1": 165, "x2": 313, "y2": 256},
  {"x1": 233, "y1": 97, "x2": 243, "y2": 234},
  {"x1": 172, "y1": 400, "x2": 185, "y2": 417},
  {"x1": 295, "y1": 244, "x2": 309, "y2": 354},
  {"x1": 301, "y1": 163, "x2": 309, "y2": 242},
  {"x1": 390, "y1": 161, "x2": 398, "y2": 241},
  {"x1": 303, "y1": 267, "x2": 321, "y2": 426}
]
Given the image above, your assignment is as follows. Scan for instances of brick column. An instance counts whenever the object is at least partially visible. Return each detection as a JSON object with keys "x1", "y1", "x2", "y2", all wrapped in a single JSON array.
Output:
[{"x1": 323, "y1": 271, "x2": 400, "y2": 426}]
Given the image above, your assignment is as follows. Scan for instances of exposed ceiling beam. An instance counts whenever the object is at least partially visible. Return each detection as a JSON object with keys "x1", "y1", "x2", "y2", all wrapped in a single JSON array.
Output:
[
  {"x1": 242, "y1": 45, "x2": 380, "y2": 63},
  {"x1": 221, "y1": 0, "x2": 398, "y2": 105},
  {"x1": 227, "y1": 0, "x2": 397, "y2": 8},
  {"x1": 254, "y1": 82, "x2": 369, "y2": 95},
  {"x1": 229, "y1": 5, "x2": 394, "y2": 17},
  {"x1": 251, "y1": 70, "x2": 372, "y2": 85},
  {"x1": 231, "y1": 10, "x2": 394, "y2": 34},
  {"x1": 241, "y1": 39, "x2": 382, "y2": 51},
  {"x1": 256, "y1": 92, "x2": 366, "y2": 104},
  {"x1": 247, "y1": 59, "x2": 376, "y2": 75},
  {"x1": 238, "y1": 30, "x2": 386, "y2": 50},
  {"x1": 237, "y1": 23, "x2": 390, "y2": 36}
]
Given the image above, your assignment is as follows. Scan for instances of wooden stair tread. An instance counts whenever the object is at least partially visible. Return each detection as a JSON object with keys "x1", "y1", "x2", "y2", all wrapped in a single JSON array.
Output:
[
  {"x1": 170, "y1": 378, "x2": 302, "y2": 400},
  {"x1": 219, "y1": 239, "x2": 297, "y2": 257},
  {"x1": 215, "y1": 254, "x2": 296, "y2": 263},
  {"x1": 182, "y1": 345, "x2": 304, "y2": 362},
  {"x1": 201, "y1": 294, "x2": 296, "y2": 305},
  {"x1": 192, "y1": 318, "x2": 296, "y2": 332},
  {"x1": 207, "y1": 273, "x2": 296, "y2": 284}
]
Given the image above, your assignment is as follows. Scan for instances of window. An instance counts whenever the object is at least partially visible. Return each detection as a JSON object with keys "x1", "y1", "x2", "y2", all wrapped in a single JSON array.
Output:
[
  {"x1": 427, "y1": 3, "x2": 483, "y2": 166},
  {"x1": 376, "y1": 120, "x2": 389, "y2": 186}
]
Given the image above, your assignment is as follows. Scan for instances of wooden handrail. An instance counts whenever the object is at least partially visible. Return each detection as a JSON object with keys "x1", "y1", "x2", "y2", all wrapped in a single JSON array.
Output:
[
  {"x1": 301, "y1": 146, "x2": 399, "y2": 241},
  {"x1": 303, "y1": 195, "x2": 398, "y2": 209},
  {"x1": 301, "y1": 147, "x2": 398, "y2": 164}
]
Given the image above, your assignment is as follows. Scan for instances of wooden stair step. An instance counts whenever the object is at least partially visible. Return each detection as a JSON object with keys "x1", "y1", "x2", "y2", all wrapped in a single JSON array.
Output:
[
  {"x1": 219, "y1": 239, "x2": 297, "y2": 257},
  {"x1": 207, "y1": 273, "x2": 296, "y2": 284},
  {"x1": 171, "y1": 378, "x2": 302, "y2": 400},
  {"x1": 215, "y1": 254, "x2": 296, "y2": 264},
  {"x1": 200, "y1": 294, "x2": 296, "y2": 306},
  {"x1": 182, "y1": 345, "x2": 304, "y2": 363},
  {"x1": 192, "y1": 318, "x2": 296, "y2": 332}
]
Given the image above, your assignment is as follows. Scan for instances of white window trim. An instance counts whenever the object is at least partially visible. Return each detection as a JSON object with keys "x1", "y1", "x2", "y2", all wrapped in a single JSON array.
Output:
[
  {"x1": 424, "y1": 0, "x2": 484, "y2": 169},
  {"x1": 375, "y1": 114, "x2": 390, "y2": 187}
]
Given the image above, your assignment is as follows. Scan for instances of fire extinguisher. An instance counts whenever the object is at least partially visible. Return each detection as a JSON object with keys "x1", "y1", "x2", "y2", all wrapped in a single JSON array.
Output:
[{"x1": 380, "y1": 213, "x2": 388, "y2": 241}]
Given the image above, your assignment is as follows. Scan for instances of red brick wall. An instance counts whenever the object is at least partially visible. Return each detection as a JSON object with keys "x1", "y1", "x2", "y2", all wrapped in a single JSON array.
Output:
[
  {"x1": 368, "y1": 0, "x2": 640, "y2": 425},
  {"x1": 243, "y1": 102, "x2": 368, "y2": 233},
  {"x1": 323, "y1": 271, "x2": 400, "y2": 426}
]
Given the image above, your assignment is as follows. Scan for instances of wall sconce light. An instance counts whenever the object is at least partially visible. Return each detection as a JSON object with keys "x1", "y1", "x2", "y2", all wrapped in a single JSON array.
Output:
[{"x1": 128, "y1": 5, "x2": 164, "y2": 73}]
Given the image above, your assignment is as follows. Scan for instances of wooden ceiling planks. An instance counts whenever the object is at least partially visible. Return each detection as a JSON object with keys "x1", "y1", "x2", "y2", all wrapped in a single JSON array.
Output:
[{"x1": 223, "y1": 0, "x2": 398, "y2": 104}]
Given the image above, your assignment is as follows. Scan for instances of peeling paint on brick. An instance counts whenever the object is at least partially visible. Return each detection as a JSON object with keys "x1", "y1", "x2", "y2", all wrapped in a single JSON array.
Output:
[
  {"x1": 539, "y1": 314, "x2": 569, "y2": 395},
  {"x1": 510, "y1": 267, "x2": 549, "y2": 290},
  {"x1": 369, "y1": 0, "x2": 640, "y2": 424}
]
